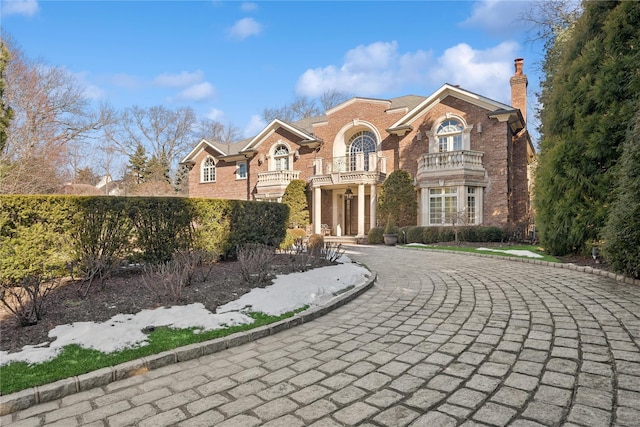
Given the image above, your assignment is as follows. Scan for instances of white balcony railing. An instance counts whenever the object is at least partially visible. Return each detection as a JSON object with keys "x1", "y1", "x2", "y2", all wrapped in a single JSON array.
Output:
[
  {"x1": 313, "y1": 153, "x2": 386, "y2": 175},
  {"x1": 418, "y1": 150, "x2": 484, "y2": 173},
  {"x1": 256, "y1": 170, "x2": 300, "y2": 187}
]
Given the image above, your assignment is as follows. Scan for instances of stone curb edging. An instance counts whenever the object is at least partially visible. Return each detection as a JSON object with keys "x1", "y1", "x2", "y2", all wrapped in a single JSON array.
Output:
[
  {"x1": 398, "y1": 245, "x2": 640, "y2": 286},
  {"x1": 0, "y1": 268, "x2": 378, "y2": 416}
]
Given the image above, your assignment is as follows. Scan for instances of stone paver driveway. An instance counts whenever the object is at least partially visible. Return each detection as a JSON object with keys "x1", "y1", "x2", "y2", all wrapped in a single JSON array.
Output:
[{"x1": 3, "y1": 245, "x2": 640, "y2": 426}]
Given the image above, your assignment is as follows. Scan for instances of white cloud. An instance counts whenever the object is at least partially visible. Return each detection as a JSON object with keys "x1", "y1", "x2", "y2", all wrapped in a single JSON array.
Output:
[
  {"x1": 204, "y1": 108, "x2": 225, "y2": 121},
  {"x1": 296, "y1": 41, "x2": 431, "y2": 97},
  {"x1": 428, "y1": 41, "x2": 520, "y2": 103},
  {"x1": 243, "y1": 114, "x2": 266, "y2": 138},
  {"x1": 240, "y1": 2, "x2": 257, "y2": 12},
  {"x1": 176, "y1": 82, "x2": 216, "y2": 102},
  {"x1": 2, "y1": 0, "x2": 39, "y2": 16},
  {"x1": 154, "y1": 70, "x2": 205, "y2": 88},
  {"x1": 460, "y1": 0, "x2": 532, "y2": 37},
  {"x1": 296, "y1": 40, "x2": 520, "y2": 104},
  {"x1": 228, "y1": 17, "x2": 262, "y2": 40}
]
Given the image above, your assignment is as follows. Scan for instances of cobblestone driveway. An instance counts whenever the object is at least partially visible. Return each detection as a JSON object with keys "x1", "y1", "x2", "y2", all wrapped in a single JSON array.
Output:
[{"x1": 3, "y1": 245, "x2": 640, "y2": 426}]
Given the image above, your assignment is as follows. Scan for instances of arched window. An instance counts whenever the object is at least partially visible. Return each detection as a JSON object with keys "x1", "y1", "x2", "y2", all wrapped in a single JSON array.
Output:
[
  {"x1": 437, "y1": 119, "x2": 463, "y2": 152},
  {"x1": 201, "y1": 157, "x2": 216, "y2": 182},
  {"x1": 274, "y1": 145, "x2": 289, "y2": 170},
  {"x1": 348, "y1": 131, "x2": 376, "y2": 171}
]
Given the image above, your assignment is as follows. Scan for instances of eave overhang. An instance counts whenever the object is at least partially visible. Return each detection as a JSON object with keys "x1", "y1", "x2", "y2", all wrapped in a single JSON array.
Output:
[
  {"x1": 488, "y1": 109, "x2": 526, "y2": 134},
  {"x1": 385, "y1": 124, "x2": 413, "y2": 136}
]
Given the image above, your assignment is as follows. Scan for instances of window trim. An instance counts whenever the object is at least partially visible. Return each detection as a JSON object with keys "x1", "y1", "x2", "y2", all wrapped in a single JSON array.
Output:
[
  {"x1": 201, "y1": 156, "x2": 216, "y2": 183},
  {"x1": 236, "y1": 160, "x2": 247, "y2": 180}
]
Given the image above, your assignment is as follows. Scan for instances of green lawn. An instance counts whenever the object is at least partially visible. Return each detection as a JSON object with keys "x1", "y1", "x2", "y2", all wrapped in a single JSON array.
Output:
[
  {"x1": 0, "y1": 308, "x2": 307, "y2": 395},
  {"x1": 402, "y1": 244, "x2": 561, "y2": 263}
]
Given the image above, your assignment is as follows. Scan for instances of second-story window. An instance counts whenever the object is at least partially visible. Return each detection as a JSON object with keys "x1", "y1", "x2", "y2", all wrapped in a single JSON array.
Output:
[
  {"x1": 236, "y1": 161, "x2": 247, "y2": 180},
  {"x1": 274, "y1": 145, "x2": 289, "y2": 170},
  {"x1": 202, "y1": 157, "x2": 216, "y2": 183},
  {"x1": 348, "y1": 131, "x2": 376, "y2": 171},
  {"x1": 437, "y1": 119, "x2": 463, "y2": 152}
]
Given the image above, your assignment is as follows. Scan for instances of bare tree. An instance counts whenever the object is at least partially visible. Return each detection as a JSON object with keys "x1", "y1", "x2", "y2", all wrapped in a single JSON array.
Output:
[
  {"x1": 519, "y1": 0, "x2": 582, "y2": 47},
  {"x1": 261, "y1": 90, "x2": 352, "y2": 124},
  {"x1": 103, "y1": 105, "x2": 197, "y2": 177},
  {"x1": 195, "y1": 119, "x2": 241, "y2": 144},
  {"x1": 320, "y1": 89, "x2": 352, "y2": 111},
  {"x1": 0, "y1": 35, "x2": 107, "y2": 193}
]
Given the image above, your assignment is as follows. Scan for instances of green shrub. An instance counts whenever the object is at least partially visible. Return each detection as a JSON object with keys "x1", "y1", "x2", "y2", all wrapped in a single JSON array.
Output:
[
  {"x1": 367, "y1": 227, "x2": 384, "y2": 244},
  {"x1": 477, "y1": 226, "x2": 505, "y2": 242},
  {"x1": 458, "y1": 226, "x2": 479, "y2": 243},
  {"x1": 406, "y1": 226, "x2": 424, "y2": 243},
  {"x1": 279, "y1": 228, "x2": 307, "y2": 250},
  {"x1": 422, "y1": 227, "x2": 439, "y2": 244},
  {"x1": 437, "y1": 227, "x2": 455, "y2": 242},
  {"x1": 228, "y1": 201, "x2": 288, "y2": 258}
]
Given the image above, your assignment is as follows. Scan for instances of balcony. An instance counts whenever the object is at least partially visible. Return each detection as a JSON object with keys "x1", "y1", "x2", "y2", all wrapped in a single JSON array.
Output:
[
  {"x1": 311, "y1": 153, "x2": 387, "y2": 186},
  {"x1": 256, "y1": 170, "x2": 300, "y2": 196},
  {"x1": 416, "y1": 150, "x2": 486, "y2": 182}
]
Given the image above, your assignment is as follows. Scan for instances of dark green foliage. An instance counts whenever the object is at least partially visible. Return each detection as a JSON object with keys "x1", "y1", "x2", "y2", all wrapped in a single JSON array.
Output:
[
  {"x1": 367, "y1": 227, "x2": 384, "y2": 244},
  {"x1": 535, "y1": 1, "x2": 640, "y2": 255},
  {"x1": 406, "y1": 226, "x2": 425, "y2": 243},
  {"x1": 602, "y1": 111, "x2": 640, "y2": 279},
  {"x1": 128, "y1": 197, "x2": 194, "y2": 264},
  {"x1": 0, "y1": 196, "x2": 73, "y2": 285},
  {"x1": 377, "y1": 169, "x2": 417, "y2": 227},
  {"x1": 476, "y1": 226, "x2": 505, "y2": 242},
  {"x1": 128, "y1": 143, "x2": 148, "y2": 185},
  {"x1": 282, "y1": 179, "x2": 309, "y2": 228},
  {"x1": 458, "y1": 226, "x2": 478, "y2": 242},
  {"x1": 0, "y1": 41, "x2": 13, "y2": 155},
  {"x1": 0, "y1": 195, "x2": 290, "y2": 280},
  {"x1": 227, "y1": 201, "x2": 288, "y2": 258}
]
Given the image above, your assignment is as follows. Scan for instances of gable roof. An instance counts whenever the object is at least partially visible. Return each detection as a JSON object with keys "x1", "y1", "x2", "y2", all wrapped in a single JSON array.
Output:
[
  {"x1": 240, "y1": 118, "x2": 323, "y2": 152},
  {"x1": 180, "y1": 139, "x2": 228, "y2": 164},
  {"x1": 388, "y1": 84, "x2": 515, "y2": 130}
]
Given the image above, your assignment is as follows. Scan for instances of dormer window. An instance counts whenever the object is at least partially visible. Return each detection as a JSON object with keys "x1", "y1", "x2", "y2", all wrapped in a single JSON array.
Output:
[{"x1": 437, "y1": 119, "x2": 463, "y2": 152}]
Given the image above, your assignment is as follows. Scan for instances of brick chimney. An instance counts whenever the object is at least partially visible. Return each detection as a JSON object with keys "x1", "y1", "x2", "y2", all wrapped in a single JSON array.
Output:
[{"x1": 510, "y1": 58, "x2": 528, "y2": 123}]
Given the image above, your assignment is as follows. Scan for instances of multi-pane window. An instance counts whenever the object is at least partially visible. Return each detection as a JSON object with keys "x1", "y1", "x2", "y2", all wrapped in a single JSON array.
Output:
[
  {"x1": 467, "y1": 187, "x2": 476, "y2": 224},
  {"x1": 236, "y1": 161, "x2": 247, "y2": 179},
  {"x1": 437, "y1": 119, "x2": 463, "y2": 152},
  {"x1": 274, "y1": 145, "x2": 289, "y2": 170},
  {"x1": 429, "y1": 188, "x2": 458, "y2": 225},
  {"x1": 202, "y1": 157, "x2": 216, "y2": 182},
  {"x1": 348, "y1": 131, "x2": 376, "y2": 171}
]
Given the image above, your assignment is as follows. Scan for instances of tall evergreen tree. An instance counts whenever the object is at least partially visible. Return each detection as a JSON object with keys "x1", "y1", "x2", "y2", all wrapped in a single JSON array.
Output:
[
  {"x1": 128, "y1": 142, "x2": 148, "y2": 185},
  {"x1": 377, "y1": 169, "x2": 417, "y2": 227},
  {"x1": 534, "y1": 0, "x2": 640, "y2": 255},
  {"x1": 282, "y1": 179, "x2": 309, "y2": 228},
  {"x1": 602, "y1": 109, "x2": 640, "y2": 279},
  {"x1": 0, "y1": 41, "x2": 13, "y2": 155}
]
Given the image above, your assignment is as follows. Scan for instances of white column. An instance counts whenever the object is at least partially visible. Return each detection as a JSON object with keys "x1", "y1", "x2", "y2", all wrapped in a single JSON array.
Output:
[
  {"x1": 313, "y1": 186, "x2": 321, "y2": 234},
  {"x1": 331, "y1": 190, "x2": 339, "y2": 236},
  {"x1": 369, "y1": 184, "x2": 377, "y2": 230},
  {"x1": 420, "y1": 187, "x2": 429, "y2": 226},
  {"x1": 357, "y1": 183, "x2": 365, "y2": 237}
]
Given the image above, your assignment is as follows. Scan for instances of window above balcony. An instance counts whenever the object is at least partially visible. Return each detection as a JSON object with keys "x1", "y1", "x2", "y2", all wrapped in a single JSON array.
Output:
[{"x1": 428, "y1": 115, "x2": 473, "y2": 153}]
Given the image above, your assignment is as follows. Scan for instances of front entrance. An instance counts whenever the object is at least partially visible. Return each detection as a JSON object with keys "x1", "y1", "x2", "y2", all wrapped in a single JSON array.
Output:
[{"x1": 344, "y1": 195, "x2": 371, "y2": 236}]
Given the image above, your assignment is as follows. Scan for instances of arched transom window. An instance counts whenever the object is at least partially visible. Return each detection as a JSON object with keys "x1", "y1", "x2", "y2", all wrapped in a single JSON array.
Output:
[
  {"x1": 348, "y1": 131, "x2": 376, "y2": 171},
  {"x1": 202, "y1": 157, "x2": 216, "y2": 182},
  {"x1": 437, "y1": 119, "x2": 464, "y2": 152},
  {"x1": 274, "y1": 144, "x2": 289, "y2": 170}
]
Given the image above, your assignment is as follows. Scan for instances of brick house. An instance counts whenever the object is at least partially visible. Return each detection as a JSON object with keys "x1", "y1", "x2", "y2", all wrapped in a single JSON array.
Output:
[{"x1": 180, "y1": 58, "x2": 535, "y2": 238}]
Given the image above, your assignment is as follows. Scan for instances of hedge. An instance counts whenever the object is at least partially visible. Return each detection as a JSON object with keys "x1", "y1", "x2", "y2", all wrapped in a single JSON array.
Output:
[{"x1": 0, "y1": 195, "x2": 288, "y2": 285}]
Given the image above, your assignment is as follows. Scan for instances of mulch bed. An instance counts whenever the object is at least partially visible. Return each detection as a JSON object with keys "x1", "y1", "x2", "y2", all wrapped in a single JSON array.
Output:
[{"x1": 0, "y1": 254, "x2": 307, "y2": 354}]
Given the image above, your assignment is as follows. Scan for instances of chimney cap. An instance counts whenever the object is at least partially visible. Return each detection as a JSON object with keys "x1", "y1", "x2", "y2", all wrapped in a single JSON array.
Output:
[{"x1": 514, "y1": 58, "x2": 524, "y2": 76}]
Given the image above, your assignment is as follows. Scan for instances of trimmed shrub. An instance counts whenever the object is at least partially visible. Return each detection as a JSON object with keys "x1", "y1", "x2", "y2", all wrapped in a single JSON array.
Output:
[
  {"x1": 279, "y1": 228, "x2": 307, "y2": 251},
  {"x1": 422, "y1": 227, "x2": 440, "y2": 244},
  {"x1": 458, "y1": 226, "x2": 479, "y2": 243},
  {"x1": 477, "y1": 226, "x2": 505, "y2": 242},
  {"x1": 406, "y1": 226, "x2": 424, "y2": 244},
  {"x1": 367, "y1": 227, "x2": 384, "y2": 244}
]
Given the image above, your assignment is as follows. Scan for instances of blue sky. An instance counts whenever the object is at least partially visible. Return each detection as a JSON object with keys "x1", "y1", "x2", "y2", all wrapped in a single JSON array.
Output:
[{"x1": 2, "y1": 0, "x2": 544, "y2": 141}]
